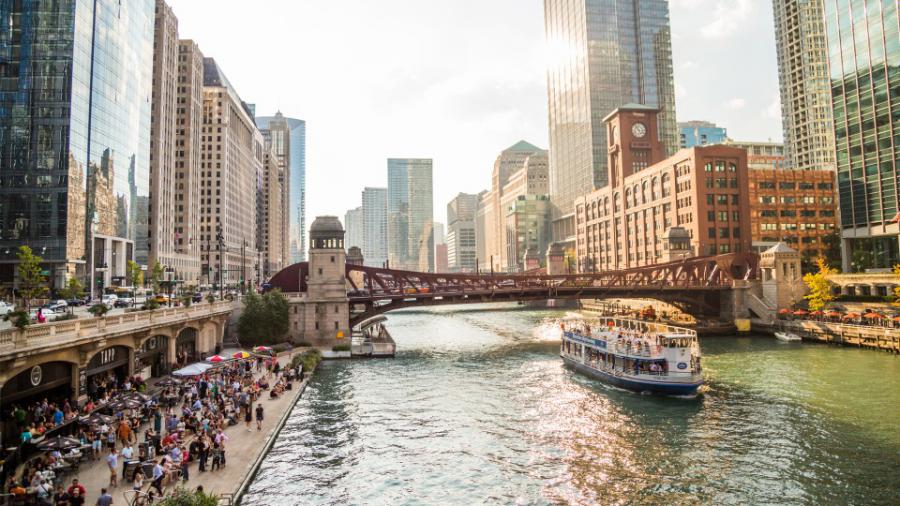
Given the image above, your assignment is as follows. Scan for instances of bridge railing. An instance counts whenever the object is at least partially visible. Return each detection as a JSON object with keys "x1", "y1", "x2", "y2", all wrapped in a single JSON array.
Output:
[{"x1": 0, "y1": 301, "x2": 235, "y2": 353}]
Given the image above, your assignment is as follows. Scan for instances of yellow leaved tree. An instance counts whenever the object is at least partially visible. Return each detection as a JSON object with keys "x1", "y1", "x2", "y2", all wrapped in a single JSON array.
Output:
[
  {"x1": 893, "y1": 264, "x2": 900, "y2": 305},
  {"x1": 803, "y1": 258, "x2": 836, "y2": 311}
]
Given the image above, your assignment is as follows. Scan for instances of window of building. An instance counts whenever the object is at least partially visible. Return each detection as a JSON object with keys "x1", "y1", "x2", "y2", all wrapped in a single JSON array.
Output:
[
  {"x1": 761, "y1": 210, "x2": 776, "y2": 217},
  {"x1": 759, "y1": 196, "x2": 775, "y2": 204},
  {"x1": 820, "y1": 210, "x2": 835, "y2": 217},
  {"x1": 719, "y1": 228, "x2": 729, "y2": 238},
  {"x1": 733, "y1": 227, "x2": 740, "y2": 238},
  {"x1": 780, "y1": 210, "x2": 797, "y2": 217},
  {"x1": 817, "y1": 182, "x2": 833, "y2": 190},
  {"x1": 716, "y1": 161, "x2": 725, "y2": 172},
  {"x1": 708, "y1": 211, "x2": 715, "y2": 222},
  {"x1": 799, "y1": 182, "x2": 814, "y2": 190},
  {"x1": 728, "y1": 163, "x2": 737, "y2": 172},
  {"x1": 821, "y1": 197, "x2": 834, "y2": 204},
  {"x1": 758, "y1": 181, "x2": 775, "y2": 189},
  {"x1": 718, "y1": 211, "x2": 728, "y2": 221},
  {"x1": 708, "y1": 228, "x2": 716, "y2": 239},
  {"x1": 719, "y1": 244, "x2": 731, "y2": 253},
  {"x1": 779, "y1": 182, "x2": 796, "y2": 190},
  {"x1": 717, "y1": 195, "x2": 728, "y2": 205},
  {"x1": 704, "y1": 163, "x2": 712, "y2": 172}
]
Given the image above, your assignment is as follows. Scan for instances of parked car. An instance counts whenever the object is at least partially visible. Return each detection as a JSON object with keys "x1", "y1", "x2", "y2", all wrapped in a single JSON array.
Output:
[
  {"x1": 113, "y1": 298, "x2": 130, "y2": 308},
  {"x1": 0, "y1": 301, "x2": 14, "y2": 315},
  {"x1": 152, "y1": 294, "x2": 169, "y2": 304},
  {"x1": 100, "y1": 294, "x2": 118, "y2": 306},
  {"x1": 66, "y1": 298, "x2": 86, "y2": 307},
  {"x1": 192, "y1": 292, "x2": 202, "y2": 303}
]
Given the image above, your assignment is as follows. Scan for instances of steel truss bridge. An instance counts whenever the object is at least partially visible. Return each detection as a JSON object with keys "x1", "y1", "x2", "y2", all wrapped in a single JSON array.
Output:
[{"x1": 269, "y1": 254, "x2": 758, "y2": 326}]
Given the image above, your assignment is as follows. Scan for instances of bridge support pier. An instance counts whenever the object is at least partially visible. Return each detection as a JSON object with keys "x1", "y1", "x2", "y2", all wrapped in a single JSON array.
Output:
[{"x1": 720, "y1": 282, "x2": 752, "y2": 322}]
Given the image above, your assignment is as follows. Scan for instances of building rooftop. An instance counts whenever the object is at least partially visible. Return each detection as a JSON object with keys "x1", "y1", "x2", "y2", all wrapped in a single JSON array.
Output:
[
  {"x1": 310, "y1": 215, "x2": 343, "y2": 234},
  {"x1": 763, "y1": 242, "x2": 797, "y2": 254},
  {"x1": 504, "y1": 140, "x2": 544, "y2": 152},
  {"x1": 602, "y1": 103, "x2": 660, "y2": 123}
]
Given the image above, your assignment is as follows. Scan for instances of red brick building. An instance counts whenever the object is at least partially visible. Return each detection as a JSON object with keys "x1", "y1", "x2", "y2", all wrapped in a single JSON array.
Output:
[
  {"x1": 575, "y1": 105, "x2": 752, "y2": 272},
  {"x1": 747, "y1": 168, "x2": 838, "y2": 259}
]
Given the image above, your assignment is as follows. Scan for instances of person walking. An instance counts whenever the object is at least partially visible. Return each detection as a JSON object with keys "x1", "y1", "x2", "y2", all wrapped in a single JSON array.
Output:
[
  {"x1": 244, "y1": 402, "x2": 253, "y2": 431},
  {"x1": 106, "y1": 448, "x2": 118, "y2": 488},
  {"x1": 151, "y1": 459, "x2": 165, "y2": 495},
  {"x1": 95, "y1": 488, "x2": 113, "y2": 506},
  {"x1": 255, "y1": 403, "x2": 264, "y2": 431},
  {"x1": 198, "y1": 437, "x2": 209, "y2": 472}
]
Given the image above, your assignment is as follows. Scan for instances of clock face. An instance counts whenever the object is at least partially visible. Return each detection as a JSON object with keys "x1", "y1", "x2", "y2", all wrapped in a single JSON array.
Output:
[{"x1": 632, "y1": 122, "x2": 647, "y2": 138}]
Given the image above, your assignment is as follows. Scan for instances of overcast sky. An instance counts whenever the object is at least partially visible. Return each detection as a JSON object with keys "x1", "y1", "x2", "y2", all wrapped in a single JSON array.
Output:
[{"x1": 168, "y1": 0, "x2": 781, "y2": 225}]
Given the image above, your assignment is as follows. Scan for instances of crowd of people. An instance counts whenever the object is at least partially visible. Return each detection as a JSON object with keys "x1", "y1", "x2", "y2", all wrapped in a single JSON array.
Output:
[{"x1": 4, "y1": 353, "x2": 304, "y2": 505}]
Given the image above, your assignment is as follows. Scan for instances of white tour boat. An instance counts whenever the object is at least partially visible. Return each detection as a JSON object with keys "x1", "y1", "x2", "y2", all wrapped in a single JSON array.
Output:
[{"x1": 560, "y1": 317, "x2": 703, "y2": 396}]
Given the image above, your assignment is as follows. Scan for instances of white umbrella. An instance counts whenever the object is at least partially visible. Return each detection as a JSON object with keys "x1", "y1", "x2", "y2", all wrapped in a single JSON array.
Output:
[{"x1": 172, "y1": 362, "x2": 214, "y2": 377}]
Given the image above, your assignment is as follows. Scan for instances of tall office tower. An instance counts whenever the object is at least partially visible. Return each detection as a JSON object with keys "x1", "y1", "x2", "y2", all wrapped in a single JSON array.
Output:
[
  {"x1": 256, "y1": 113, "x2": 306, "y2": 263},
  {"x1": 150, "y1": 0, "x2": 201, "y2": 284},
  {"x1": 477, "y1": 141, "x2": 549, "y2": 272},
  {"x1": 446, "y1": 193, "x2": 480, "y2": 272},
  {"x1": 544, "y1": 0, "x2": 678, "y2": 242},
  {"x1": 344, "y1": 206, "x2": 364, "y2": 250},
  {"x1": 822, "y1": 0, "x2": 899, "y2": 270},
  {"x1": 678, "y1": 121, "x2": 728, "y2": 148},
  {"x1": 260, "y1": 141, "x2": 285, "y2": 280},
  {"x1": 361, "y1": 187, "x2": 388, "y2": 268},
  {"x1": 433, "y1": 222, "x2": 445, "y2": 245},
  {"x1": 387, "y1": 159, "x2": 434, "y2": 271},
  {"x1": 772, "y1": 0, "x2": 836, "y2": 171},
  {"x1": 200, "y1": 58, "x2": 262, "y2": 289},
  {"x1": 176, "y1": 40, "x2": 206, "y2": 285},
  {"x1": 0, "y1": 0, "x2": 154, "y2": 294}
]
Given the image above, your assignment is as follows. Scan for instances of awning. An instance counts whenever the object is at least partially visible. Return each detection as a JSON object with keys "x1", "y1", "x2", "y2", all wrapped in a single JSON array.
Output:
[{"x1": 172, "y1": 362, "x2": 214, "y2": 377}]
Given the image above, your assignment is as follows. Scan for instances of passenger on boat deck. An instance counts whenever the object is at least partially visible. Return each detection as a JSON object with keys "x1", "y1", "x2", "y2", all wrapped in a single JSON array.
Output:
[{"x1": 649, "y1": 363, "x2": 661, "y2": 372}]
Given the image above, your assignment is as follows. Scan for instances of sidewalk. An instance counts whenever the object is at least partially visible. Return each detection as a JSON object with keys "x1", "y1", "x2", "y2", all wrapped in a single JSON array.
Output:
[{"x1": 71, "y1": 353, "x2": 309, "y2": 504}]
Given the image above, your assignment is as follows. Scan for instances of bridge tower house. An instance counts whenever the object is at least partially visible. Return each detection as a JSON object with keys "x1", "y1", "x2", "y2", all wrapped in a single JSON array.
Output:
[
  {"x1": 760, "y1": 242, "x2": 806, "y2": 310},
  {"x1": 305, "y1": 216, "x2": 351, "y2": 349}
]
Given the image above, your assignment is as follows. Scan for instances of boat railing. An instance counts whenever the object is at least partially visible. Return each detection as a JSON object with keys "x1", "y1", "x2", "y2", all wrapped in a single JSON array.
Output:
[
  {"x1": 576, "y1": 317, "x2": 697, "y2": 339},
  {"x1": 583, "y1": 360, "x2": 700, "y2": 379}
]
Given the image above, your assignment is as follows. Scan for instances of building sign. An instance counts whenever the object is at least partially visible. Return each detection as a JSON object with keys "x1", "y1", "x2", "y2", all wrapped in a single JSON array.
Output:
[
  {"x1": 86, "y1": 346, "x2": 129, "y2": 376},
  {"x1": 30, "y1": 366, "x2": 42, "y2": 386}
]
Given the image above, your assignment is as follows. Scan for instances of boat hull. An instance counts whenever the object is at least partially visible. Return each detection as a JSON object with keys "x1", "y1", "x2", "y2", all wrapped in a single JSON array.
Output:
[{"x1": 562, "y1": 355, "x2": 702, "y2": 396}]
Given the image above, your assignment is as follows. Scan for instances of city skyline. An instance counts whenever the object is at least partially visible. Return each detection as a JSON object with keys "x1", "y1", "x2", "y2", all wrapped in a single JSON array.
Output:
[{"x1": 166, "y1": 0, "x2": 782, "y2": 225}]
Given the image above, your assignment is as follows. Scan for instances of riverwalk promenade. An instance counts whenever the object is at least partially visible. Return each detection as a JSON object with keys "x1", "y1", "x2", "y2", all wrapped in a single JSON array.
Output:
[{"x1": 71, "y1": 352, "x2": 310, "y2": 505}]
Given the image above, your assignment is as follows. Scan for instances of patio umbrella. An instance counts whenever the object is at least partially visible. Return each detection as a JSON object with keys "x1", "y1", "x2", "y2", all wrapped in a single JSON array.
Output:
[
  {"x1": 892, "y1": 316, "x2": 900, "y2": 322},
  {"x1": 206, "y1": 355, "x2": 226, "y2": 363},
  {"x1": 778, "y1": 309, "x2": 791, "y2": 314},
  {"x1": 842, "y1": 312, "x2": 860, "y2": 320},
  {"x1": 792, "y1": 309, "x2": 808, "y2": 316},
  {"x1": 37, "y1": 435, "x2": 82, "y2": 451},
  {"x1": 232, "y1": 351, "x2": 251, "y2": 360},
  {"x1": 826, "y1": 311, "x2": 841, "y2": 318},
  {"x1": 863, "y1": 312, "x2": 883, "y2": 319},
  {"x1": 809, "y1": 310, "x2": 824, "y2": 316},
  {"x1": 252, "y1": 346, "x2": 273, "y2": 354}
]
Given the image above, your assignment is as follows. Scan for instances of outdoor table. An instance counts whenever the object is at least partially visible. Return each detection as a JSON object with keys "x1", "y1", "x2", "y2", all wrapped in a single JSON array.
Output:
[{"x1": 124, "y1": 460, "x2": 142, "y2": 480}]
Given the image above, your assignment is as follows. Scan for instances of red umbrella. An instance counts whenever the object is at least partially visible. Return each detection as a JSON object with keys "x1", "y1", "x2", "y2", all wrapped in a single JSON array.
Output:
[
  {"x1": 792, "y1": 309, "x2": 808, "y2": 316},
  {"x1": 809, "y1": 310, "x2": 824, "y2": 316},
  {"x1": 826, "y1": 311, "x2": 841, "y2": 318},
  {"x1": 233, "y1": 351, "x2": 251, "y2": 359},
  {"x1": 842, "y1": 312, "x2": 860, "y2": 320},
  {"x1": 778, "y1": 309, "x2": 791, "y2": 314},
  {"x1": 891, "y1": 316, "x2": 900, "y2": 322},
  {"x1": 863, "y1": 312, "x2": 883, "y2": 319},
  {"x1": 206, "y1": 355, "x2": 226, "y2": 363}
]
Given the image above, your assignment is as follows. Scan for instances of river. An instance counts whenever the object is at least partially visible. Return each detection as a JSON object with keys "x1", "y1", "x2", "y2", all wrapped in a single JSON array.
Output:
[{"x1": 242, "y1": 303, "x2": 900, "y2": 505}]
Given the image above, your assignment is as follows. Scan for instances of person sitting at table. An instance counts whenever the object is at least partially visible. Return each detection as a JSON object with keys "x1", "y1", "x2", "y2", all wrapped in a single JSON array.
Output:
[
  {"x1": 91, "y1": 431, "x2": 103, "y2": 459},
  {"x1": 53, "y1": 484, "x2": 69, "y2": 505},
  {"x1": 21, "y1": 425, "x2": 34, "y2": 443}
]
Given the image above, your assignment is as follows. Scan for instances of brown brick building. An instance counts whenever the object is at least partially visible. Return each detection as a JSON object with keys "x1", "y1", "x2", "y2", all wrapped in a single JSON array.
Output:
[
  {"x1": 747, "y1": 168, "x2": 838, "y2": 259},
  {"x1": 575, "y1": 105, "x2": 752, "y2": 272}
]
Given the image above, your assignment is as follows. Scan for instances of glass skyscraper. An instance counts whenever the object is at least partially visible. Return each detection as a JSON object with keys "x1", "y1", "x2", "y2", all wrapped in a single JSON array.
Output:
[
  {"x1": 0, "y1": 0, "x2": 154, "y2": 291},
  {"x1": 256, "y1": 114, "x2": 306, "y2": 263},
  {"x1": 544, "y1": 0, "x2": 677, "y2": 233},
  {"x1": 822, "y1": 0, "x2": 899, "y2": 270},
  {"x1": 387, "y1": 158, "x2": 433, "y2": 271}
]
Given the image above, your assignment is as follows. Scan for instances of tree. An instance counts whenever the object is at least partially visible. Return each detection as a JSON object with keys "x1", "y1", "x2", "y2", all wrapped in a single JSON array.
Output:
[
  {"x1": 88, "y1": 303, "x2": 109, "y2": 318},
  {"x1": 803, "y1": 258, "x2": 837, "y2": 311},
  {"x1": 155, "y1": 486, "x2": 218, "y2": 506},
  {"x1": 16, "y1": 245, "x2": 47, "y2": 311},
  {"x1": 893, "y1": 264, "x2": 900, "y2": 305},
  {"x1": 127, "y1": 260, "x2": 144, "y2": 306},
  {"x1": 57, "y1": 278, "x2": 85, "y2": 314},
  {"x1": 149, "y1": 261, "x2": 164, "y2": 294},
  {"x1": 236, "y1": 290, "x2": 290, "y2": 346}
]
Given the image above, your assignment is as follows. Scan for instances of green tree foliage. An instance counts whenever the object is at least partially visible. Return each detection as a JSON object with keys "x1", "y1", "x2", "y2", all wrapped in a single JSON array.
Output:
[
  {"x1": 16, "y1": 245, "x2": 47, "y2": 310},
  {"x1": 803, "y1": 258, "x2": 837, "y2": 311},
  {"x1": 893, "y1": 264, "x2": 900, "y2": 305},
  {"x1": 127, "y1": 260, "x2": 144, "y2": 288},
  {"x1": 88, "y1": 303, "x2": 109, "y2": 318},
  {"x1": 155, "y1": 487, "x2": 218, "y2": 506},
  {"x1": 57, "y1": 278, "x2": 85, "y2": 313},
  {"x1": 149, "y1": 261, "x2": 164, "y2": 294},
  {"x1": 237, "y1": 289, "x2": 290, "y2": 346}
]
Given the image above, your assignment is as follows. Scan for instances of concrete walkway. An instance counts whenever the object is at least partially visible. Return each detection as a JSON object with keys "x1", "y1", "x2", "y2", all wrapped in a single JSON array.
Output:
[{"x1": 69, "y1": 353, "x2": 309, "y2": 504}]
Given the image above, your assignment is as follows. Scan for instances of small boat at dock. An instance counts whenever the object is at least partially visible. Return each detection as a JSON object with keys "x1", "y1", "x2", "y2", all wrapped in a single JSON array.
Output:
[
  {"x1": 774, "y1": 331, "x2": 802, "y2": 342},
  {"x1": 560, "y1": 317, "x2": 703, "y2": 396}
]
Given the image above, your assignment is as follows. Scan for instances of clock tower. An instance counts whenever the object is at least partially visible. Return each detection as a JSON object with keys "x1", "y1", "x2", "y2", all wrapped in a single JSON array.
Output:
[{"x1": 603, "y1": 104, "x2": 665, "y2": 187}]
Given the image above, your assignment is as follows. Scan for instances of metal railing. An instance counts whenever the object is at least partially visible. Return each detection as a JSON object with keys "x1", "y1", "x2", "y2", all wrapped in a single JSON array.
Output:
[{"x1": 0, "y1": 300, "x2": 235, "y2": 353}]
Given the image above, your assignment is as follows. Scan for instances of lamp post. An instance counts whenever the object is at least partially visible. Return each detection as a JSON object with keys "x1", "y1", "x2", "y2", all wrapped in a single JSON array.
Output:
[{"x1": 216, "y1": 226, "x2": 224, "y2": 301}]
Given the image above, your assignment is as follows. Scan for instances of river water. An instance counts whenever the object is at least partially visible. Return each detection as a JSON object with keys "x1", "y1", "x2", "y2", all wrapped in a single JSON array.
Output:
[{"x1": 243, "y1": 304, "x2": 900, "y2": 505}]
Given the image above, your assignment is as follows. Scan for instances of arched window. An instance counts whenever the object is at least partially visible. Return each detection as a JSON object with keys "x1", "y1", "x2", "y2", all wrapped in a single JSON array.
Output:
[
  {"x1": 603, "y1": 197, "x2": 610, "y2": 216},
  {"x1": 614, "y1": 192, "x2": 620, "y2": 212},
  {"x1": 661, "y1": 173, "x2": 672, "y2": 197},
  {"x1": 632, "y1": 184, "x2": 640, "y2": 206},
  {"x1": 651, "y1": 177, "x2": 659, "y2": 200},
  {"x1": 641, "y1": 181, "x2": 649, "y2": 203},
  {"x1": 624, "y1": 188, "x2": 631, "y2": 209}
]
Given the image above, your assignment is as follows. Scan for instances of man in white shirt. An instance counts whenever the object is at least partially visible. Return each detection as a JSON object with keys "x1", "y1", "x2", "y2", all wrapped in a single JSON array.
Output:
[{"x1": 120, "y1": 444, "x2": 134, "y2": 479}]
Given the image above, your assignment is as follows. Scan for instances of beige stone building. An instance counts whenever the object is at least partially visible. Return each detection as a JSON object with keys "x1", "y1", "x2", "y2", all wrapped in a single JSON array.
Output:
[
  {"x1": 200, "y1": 58, "x2": 262, "y2": 290},
  {"x1": 174, "y1": 39, "x2": 205, "y2": 285},
  {"x1": 148, "y1": 0, "x2": 203, "y2": 285},
  {"x1": 476, "y1": 141, "x2": 550, "y2": 272},
  {"x1": 261, "y1": 141, "x2": 285, "y2": 279}
]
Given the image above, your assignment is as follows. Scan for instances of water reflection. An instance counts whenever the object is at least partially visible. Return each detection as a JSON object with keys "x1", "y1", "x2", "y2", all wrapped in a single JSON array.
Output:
[{"x1": 243, "y1": 304, "x2": 900, "y2": 505}]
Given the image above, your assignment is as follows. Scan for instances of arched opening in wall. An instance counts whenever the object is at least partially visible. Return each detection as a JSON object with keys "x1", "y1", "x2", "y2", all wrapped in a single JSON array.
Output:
[
  {"x1": 85, "y1": 345, "x2": 131, "y2": 401},
  {"x1": 1, "y1": 362, "x2": 74, "y2": 444},
  {"x1": 136, "y1": 335, "x2": 170, "y2": 378},
  {"x1": 176, "y1": 328, "x2": 198, "y2": 366}
]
